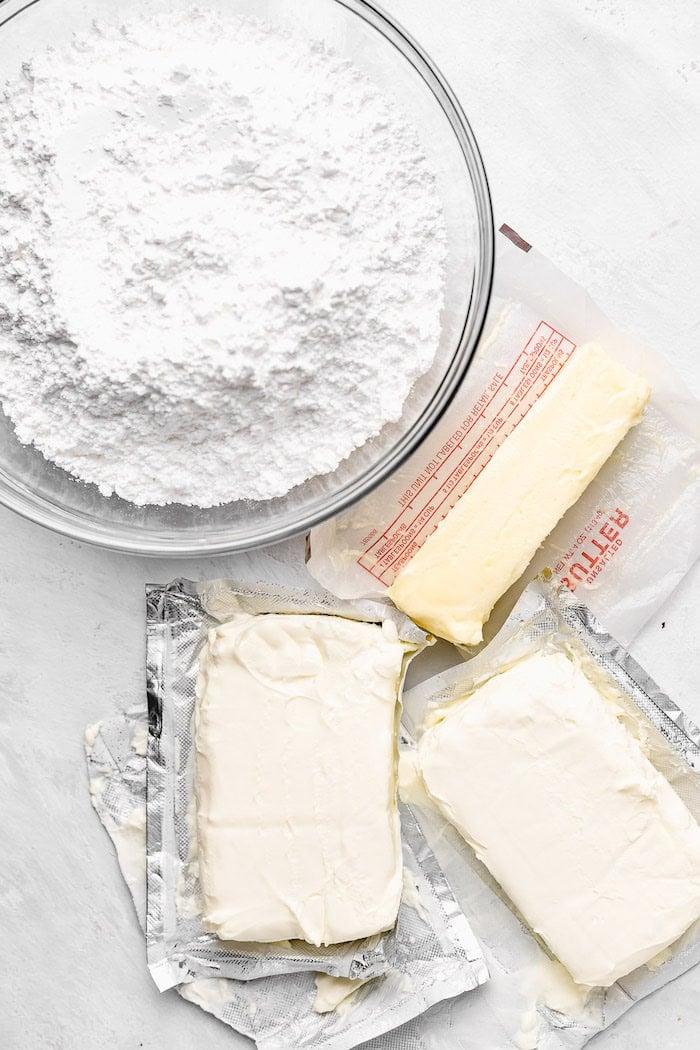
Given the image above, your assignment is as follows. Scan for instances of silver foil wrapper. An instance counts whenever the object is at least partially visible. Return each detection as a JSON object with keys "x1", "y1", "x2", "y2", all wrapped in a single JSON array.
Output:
[
  {"x1": 178, "y1": 802, "x2": 488, "y2": 1050},
  {"x1": 145, "y1": 577, "x2": 434, "y2": 991},
  {"x1": 398, "y1": 577, "x2": 700, "y2": 1050},
  {"x1": 87, "y1": 707, "x2": 488, "y2": 1049}
]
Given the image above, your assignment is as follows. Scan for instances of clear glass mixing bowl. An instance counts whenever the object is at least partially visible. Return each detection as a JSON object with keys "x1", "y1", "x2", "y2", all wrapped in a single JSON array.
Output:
[{"x1": 0, "y1": 0, "x2": 493, "y2": 555}]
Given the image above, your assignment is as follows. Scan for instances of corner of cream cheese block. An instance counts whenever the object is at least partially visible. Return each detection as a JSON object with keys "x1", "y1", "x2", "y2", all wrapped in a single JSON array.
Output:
[
  {"x1": 194, "y1": 611, "x2": 406, "y2": 947},
  {"x1": 388, "y1": 343, "x2": 651, "y2": 646},
  {"x1": 417, "y1": 650, "x2": 700, "y2": 988}
]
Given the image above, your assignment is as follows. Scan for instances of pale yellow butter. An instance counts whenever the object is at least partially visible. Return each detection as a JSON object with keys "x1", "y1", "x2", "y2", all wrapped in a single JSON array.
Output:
[
  {"x1": 195, "y1": 612, "x2": 406, "y2": 946},
  {"x1": 388, "y1": 343, "x2": 650, "y2": 645},
  {"x1": 418, "y1": 652, "x2": 700, "y2": 987}
]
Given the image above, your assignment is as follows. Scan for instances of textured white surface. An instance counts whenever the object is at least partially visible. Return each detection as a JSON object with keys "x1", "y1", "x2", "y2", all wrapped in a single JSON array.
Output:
[{"x1": 2, "y1": 0, "x2": 699, "y2": 1047}]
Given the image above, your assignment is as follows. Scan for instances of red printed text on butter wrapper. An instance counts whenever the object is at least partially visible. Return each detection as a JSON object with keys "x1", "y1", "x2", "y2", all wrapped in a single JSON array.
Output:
[
  {"x1": 556, "y1": 508, "x2": 631, "y2": 592},
  {"x1": 357, "y1": 321, "x2": 576, "y2": 586}
]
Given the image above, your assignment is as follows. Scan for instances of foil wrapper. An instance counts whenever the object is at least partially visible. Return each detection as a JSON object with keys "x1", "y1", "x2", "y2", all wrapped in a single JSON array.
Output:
[
  {"x1": 145, "y1": 577, "x2": 439, "y2": 992},
  {"x1": 87, "y1": 705, "x2": 488, "y2": 1049},
  {"x1": 398, "y1": 577, "x2": 700, "y2": 1049}
]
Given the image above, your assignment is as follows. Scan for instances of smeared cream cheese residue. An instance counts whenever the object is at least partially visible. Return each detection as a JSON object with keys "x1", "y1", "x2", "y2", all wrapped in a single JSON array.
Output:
[
  {"x1": 397, "y1": 749, "x2": 433, "y2": 809},
  {"x1": 515, "y1": 1004, "x2": 541, "y2": 1050},
  {"x1": 515, "y1": 953, "x2": 592, "y2": 1049},
  {"x1": 402, "y1": 868, "x2": 429, "y2": 923},
  {"x1": 130, "y1": 721, "x2": 149, "y2": 757},
  {"x1": 313, "y1": 973, "x2": 368, "y2": 1014}
]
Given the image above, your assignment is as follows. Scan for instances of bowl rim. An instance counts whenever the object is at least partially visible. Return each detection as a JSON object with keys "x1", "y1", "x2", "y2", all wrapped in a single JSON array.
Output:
[{"x1": 0, "y1": 0, "x2": 495, "y2": 556}]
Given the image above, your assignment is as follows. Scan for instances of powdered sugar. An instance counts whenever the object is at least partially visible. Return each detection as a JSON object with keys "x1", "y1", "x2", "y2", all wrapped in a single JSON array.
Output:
[{"x1": 0, "y1": 8, "x2": 447, "y2": 507}]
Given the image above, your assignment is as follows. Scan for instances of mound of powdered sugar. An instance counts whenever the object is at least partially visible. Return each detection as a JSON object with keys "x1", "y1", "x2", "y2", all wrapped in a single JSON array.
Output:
[{"x1": 0, "y1": 8, "x2": 447, "y2": 507}]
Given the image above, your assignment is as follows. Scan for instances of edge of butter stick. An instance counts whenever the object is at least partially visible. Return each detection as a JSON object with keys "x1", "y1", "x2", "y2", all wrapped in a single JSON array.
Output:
[{"x1": 388, "y1": 343, "x2": 651, "y2": 646}]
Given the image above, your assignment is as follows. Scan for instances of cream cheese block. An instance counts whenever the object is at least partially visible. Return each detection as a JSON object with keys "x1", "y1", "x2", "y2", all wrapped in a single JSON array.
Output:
[
  {"x1": 195, "y1": 612, "x2": 407, "y2": 946},
  {"x1": 418, "y1": 651, "x2": 700, "y2": 987},
  {"x1": 388, "y1": 343, "x2": 650, "y2": 645}
]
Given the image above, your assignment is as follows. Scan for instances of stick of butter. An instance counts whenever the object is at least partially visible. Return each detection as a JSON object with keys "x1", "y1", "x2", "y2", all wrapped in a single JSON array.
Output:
[
  {"x1": 388, "y1": 343, "x2": 650, "y2": 645},
  {"x1": 195, "y1": 612, "x2": 406, "y2": 946},
  {"x1": 418, "y1": 652, "x2": 700, "y2": 987}
]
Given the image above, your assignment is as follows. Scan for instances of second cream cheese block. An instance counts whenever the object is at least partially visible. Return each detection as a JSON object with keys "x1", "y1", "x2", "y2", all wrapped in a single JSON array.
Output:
[
  {"x1": 418, "y1": 651, "x2": 700, "y2": 987},
  {"x1": 195, "y1": 611, "x2": 408, "y2": 946},
  {"x1": 388, "y1": 343, "x2": 651, "y2": 646}
]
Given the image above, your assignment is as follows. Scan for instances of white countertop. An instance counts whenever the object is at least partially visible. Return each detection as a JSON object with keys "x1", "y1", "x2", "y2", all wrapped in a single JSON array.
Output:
[{"x1": 3, "y1": 0, "x2": 699, "y2": 1047}]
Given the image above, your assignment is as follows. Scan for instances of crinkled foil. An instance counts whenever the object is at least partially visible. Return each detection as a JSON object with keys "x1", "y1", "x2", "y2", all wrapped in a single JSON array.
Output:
[
  {"x1": 399, "y1": 577, "x2": 700, "y2": 1050},
  {"x1": 145, "y1": 578, "x2": 432, "y2": 991},
  {"x1": 87, "y1": 707, "x2": 488, "y2": 1050}
]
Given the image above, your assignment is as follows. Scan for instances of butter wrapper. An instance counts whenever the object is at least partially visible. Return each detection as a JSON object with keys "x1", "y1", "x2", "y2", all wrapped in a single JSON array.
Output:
[
  {"x1": 145, "y1": 577, "x2": 433, "y2": 991},
  {"x1": 307, "y1": 226, "x2": 699, "y2": 648},
  {"x1": 396, "y1": 578, "x2": 700, "y2": 1050}
]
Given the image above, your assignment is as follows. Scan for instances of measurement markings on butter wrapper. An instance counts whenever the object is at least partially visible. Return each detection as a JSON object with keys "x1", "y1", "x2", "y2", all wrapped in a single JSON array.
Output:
[{"x1": 357, "y1": 322, "x2": 576, "y2": 585}]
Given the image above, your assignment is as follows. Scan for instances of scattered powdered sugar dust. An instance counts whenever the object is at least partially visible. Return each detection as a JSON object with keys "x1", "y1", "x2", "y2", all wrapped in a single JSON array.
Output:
[{"x1": 0, "y1": 6, "x2": 447, "y2": 506}]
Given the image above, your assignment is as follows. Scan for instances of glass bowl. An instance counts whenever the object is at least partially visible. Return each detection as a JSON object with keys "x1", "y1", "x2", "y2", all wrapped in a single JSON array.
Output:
[{"x1": 0, "y1": 0, "x2": 493, "y2": 555}]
